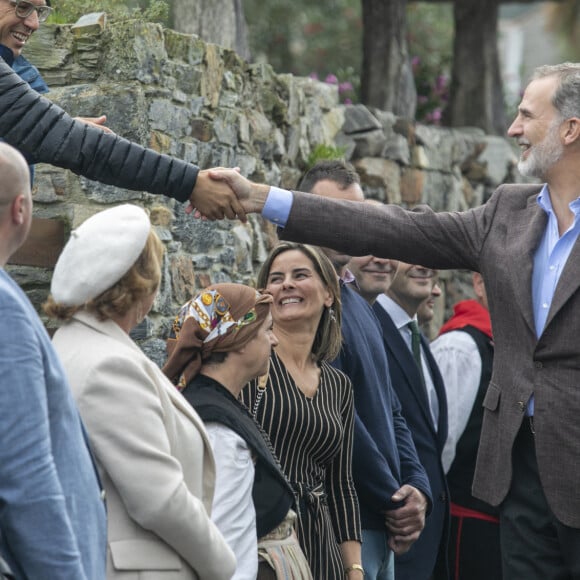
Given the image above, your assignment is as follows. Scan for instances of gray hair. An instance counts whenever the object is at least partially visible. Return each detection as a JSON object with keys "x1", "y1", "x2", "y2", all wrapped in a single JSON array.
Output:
[{"x1": 531, "y1": 62, "x2": 580, "y2": 121}]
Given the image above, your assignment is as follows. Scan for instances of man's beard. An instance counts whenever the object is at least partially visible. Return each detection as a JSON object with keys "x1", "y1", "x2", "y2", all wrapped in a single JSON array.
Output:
[{"x1": 518, "y1": 120, "x2": 564, "y2": 179}]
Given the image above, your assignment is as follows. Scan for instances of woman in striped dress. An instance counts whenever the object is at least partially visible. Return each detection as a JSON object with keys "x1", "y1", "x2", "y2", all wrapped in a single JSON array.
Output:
[{"x1": 241, "y1": 242, "x2": 363, "y2": 580}]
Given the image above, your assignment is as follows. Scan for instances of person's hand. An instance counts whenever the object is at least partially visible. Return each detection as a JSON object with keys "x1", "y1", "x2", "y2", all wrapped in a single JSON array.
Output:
[
  {"x1": 188, "y1": 169, "x2": 248, "y2": 221},
  {"x1": 384, "y1": 485, "x2": 427, "y2": 555},
  {"x1": 74, "y1": 115, "x2": 114, "y2": 134},
  {"x1": 207, "y1": 168, "x2": 270, "y2": 215}
]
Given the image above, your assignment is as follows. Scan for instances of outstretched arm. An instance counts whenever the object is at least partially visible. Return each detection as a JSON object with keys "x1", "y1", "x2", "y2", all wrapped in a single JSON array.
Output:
[{"x1": 0, "y1": 60, "x2": 244, "y2": 220}]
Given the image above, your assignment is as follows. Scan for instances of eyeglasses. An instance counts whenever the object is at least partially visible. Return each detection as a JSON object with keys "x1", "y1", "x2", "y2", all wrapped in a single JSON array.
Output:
[{"x1": 9, "y1": 0, "x2": 52, "y2": 23}]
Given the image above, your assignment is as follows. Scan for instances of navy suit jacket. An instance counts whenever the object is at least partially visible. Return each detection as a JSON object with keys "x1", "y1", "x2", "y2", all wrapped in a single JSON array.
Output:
[
  {"x1": 373, "y1": 302, "x2": 450, "y2": 580},
  {"x1": 332, "y1": 284, "x2": 431, "y2": 530}
]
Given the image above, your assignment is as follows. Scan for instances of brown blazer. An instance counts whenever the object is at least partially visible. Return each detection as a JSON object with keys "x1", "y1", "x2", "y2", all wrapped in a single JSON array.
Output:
[{"x1": 280, "y1": 184, "x2": 580, "y2": 527}]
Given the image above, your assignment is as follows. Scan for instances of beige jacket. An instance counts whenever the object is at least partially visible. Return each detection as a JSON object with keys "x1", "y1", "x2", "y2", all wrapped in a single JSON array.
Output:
[{"x1": 53, "y1": 311, "x2": 236, "y2": 580}]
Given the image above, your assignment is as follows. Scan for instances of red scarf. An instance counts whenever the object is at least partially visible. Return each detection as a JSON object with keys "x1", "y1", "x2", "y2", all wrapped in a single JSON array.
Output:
[{"x1": 438, "y1": 299, "x2": 492, "y2": 339}]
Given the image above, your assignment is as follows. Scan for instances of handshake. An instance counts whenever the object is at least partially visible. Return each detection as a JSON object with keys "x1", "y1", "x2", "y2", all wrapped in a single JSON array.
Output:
[{"x1": 188, "y1": 168, "x2": 271, "y2": 222}]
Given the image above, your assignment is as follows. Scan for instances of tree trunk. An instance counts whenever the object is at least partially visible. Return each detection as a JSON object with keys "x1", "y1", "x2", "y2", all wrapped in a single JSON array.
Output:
[
  {"x1": 169, "y1": 0, "x2": 250, "y2": 60},
  {"x1": 360, "y1": 0, "x2": 416, "y2": 117},
  {"x1": 444, "y1": 0, "x2": 506, "y2": 134}
]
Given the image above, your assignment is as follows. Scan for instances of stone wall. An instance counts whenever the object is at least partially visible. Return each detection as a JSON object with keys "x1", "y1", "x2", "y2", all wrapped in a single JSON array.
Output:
[{"x1": 9, "y1": 20, "x2": 525, "y2": 362}]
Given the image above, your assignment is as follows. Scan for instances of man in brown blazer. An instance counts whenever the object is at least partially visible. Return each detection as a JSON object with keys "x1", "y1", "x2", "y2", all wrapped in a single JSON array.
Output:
[{"x1": 210, "y1": 62, "x2": 580, "y2": 579}]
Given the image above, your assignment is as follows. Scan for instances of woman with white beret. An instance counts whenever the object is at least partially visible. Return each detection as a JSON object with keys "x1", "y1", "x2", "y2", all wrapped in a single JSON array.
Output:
[{"x1": 44, "y1": 204, "x2": 236, "y2": 580}]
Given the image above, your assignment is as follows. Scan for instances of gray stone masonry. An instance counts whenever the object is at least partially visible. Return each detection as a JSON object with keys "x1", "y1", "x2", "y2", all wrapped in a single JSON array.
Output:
[{"x1": 10, "y1": 20, "x2": 533, "y2": 354}]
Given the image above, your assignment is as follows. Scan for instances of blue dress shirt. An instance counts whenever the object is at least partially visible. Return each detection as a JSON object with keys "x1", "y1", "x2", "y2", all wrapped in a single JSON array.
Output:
[{"x1": 530, "y1": 185, "x2": 580, "y2": 414}]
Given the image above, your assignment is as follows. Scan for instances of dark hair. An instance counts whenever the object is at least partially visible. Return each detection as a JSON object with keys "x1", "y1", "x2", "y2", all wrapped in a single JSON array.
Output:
[{"x1": 298, "y1": 159, "x2": 360, "y2": 194}]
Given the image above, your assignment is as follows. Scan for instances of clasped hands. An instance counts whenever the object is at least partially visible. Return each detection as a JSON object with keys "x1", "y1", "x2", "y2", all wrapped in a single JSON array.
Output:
[
  {"x1": 188, "y1": 167, "x2": 269, "y2": 221},
  {"x1": 384, "y1": 485, "x2": 428, "y2": 555}
]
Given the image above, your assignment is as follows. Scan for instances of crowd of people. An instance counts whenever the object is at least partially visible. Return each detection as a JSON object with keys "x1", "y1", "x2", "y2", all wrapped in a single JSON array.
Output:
[{"x1": 1, "y1": 1, "x2": 580, "y2": 579}]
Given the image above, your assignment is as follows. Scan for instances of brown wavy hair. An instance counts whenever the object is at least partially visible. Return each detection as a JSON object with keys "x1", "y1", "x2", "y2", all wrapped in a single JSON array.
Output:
[{"x1": 257, "y1": 242, "x2": 342, "y2": 361}]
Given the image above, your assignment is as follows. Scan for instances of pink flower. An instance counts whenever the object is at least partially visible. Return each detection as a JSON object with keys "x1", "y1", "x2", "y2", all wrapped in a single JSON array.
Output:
[
  {"x1": 309, "y1": 72, "x2": 319, "y2": 81},
  {"x1": 325, "y1": 74, "x2": 338, "y2": 85},
  {"x1": 339, "y1": 81, "x2": 353, "y2": 93}
]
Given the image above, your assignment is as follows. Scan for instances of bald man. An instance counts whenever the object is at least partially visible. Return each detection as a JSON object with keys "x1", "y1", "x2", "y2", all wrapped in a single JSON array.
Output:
[{"x1": 0, "y1": 143, "x2": 106, "y2": 579}]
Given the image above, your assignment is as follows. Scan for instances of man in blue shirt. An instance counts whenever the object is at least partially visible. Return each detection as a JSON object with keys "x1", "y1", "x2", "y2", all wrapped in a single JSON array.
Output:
[
  {"x1": 297, "y1": 161, "x2": 431, "y2": 580},
  {"x1": 208, "y1": 62, "x2": 580, "y2": 579}
]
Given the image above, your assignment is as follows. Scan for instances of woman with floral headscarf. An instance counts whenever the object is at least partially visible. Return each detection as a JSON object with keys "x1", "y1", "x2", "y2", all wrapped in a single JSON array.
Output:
[{"x1": 164, "y1": 283, "x2": 312, "y2": 580}]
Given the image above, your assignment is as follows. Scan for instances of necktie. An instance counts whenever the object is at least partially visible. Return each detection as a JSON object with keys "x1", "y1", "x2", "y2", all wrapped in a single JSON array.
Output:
[{"x1": 408, "y1": 320, "x2": 425, "y2": 385}]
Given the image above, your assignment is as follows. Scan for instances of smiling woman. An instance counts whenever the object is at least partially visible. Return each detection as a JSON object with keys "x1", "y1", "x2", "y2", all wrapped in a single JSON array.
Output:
[{"x1": 240, "y1": 242, "x2": 363, "y2": 580}]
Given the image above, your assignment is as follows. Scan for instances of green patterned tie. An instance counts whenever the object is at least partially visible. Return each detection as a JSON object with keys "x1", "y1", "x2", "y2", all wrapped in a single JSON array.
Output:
[{"x1": 408, "y1": 320, "x2": 425, "y2": 385}]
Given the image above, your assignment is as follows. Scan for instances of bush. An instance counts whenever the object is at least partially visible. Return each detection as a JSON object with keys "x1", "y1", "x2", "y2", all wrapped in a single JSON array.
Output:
[
  {"x1": 307, "y1": 144, "x2": 347, "y2": 169},
  {"x1": 48, "y1": 0, "x2": 168, "y2": 24}
]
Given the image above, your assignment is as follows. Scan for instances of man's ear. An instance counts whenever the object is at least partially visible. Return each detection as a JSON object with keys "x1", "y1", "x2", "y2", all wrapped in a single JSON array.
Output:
[
  {"x1": 563, "y1": 117, "x2": 580, "y2": 146},
  {"x1": 11, "y1": 194, "x2": 26, "y2": 226}
]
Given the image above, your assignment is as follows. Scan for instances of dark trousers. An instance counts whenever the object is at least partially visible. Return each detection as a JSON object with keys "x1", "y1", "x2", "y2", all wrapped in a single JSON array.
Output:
[
  {"x1": 448, "y1": 512, "x2": 501, "y2": 580},
  {"x1": 500, "y1": 418, "x2": 580, "y2": 580}
]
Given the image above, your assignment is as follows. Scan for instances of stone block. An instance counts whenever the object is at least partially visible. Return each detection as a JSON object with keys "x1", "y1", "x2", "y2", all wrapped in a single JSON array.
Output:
[
  {"x1": 477, "y1": 135, "x2": 520, "y2": 186},
  {"x1": 400, "y1": 168, "x2": 425, "y2": 206},
  {"x1": 352, "y1": 129, "x2": 387, "y2": 158},
  {"x1": 414, "y1": 125, "x2": 455, "y2": 172},
  {"x1": 169, "y1": 255, "x2": 196, "y2": 305},
  {"x1": 382, "y1": 133, "x2": 411, "y2": 166},
  {"x1": 71, "y1": 12, "x2": 107, "y2": 37},
  {"x1": 342, "y1": 104, "x2": 382, "y2": 134},
  {"x1": 423, "y1": 171, "x2": 465, "y2": 212},
  {"x1": 355, "y1": 158, "x2": 401, "y2": 205},
  {"x1": 8, "y1": 217, "x2": 66, "y2": 268}
]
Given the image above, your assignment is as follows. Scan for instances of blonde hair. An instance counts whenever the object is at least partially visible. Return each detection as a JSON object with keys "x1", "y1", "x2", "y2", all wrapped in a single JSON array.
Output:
[
  {"x1": 44, "y1": 229, "x2": 164, "y2": 321},
  {"x1": 257, "y1": 242, "x2": 342, "y2": 362}
]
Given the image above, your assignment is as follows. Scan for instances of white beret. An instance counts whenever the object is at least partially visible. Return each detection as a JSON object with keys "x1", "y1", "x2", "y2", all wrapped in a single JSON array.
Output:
[{"x1": 51, "y1": 204, "x2": 151, "y2": 306}]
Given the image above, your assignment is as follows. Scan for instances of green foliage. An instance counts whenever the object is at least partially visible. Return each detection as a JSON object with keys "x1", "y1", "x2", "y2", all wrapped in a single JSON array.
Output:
[
  {"x1": 244, "y1": 0, "x2": 454, "y2": 124},
  {"x1": 48, "y1": 0, "x2": 168, "y2": 25},
  {"x1": 307, "y1": 144, "x2": 347, "y2": 169},
  {"x1": 407, "y1": 4, "x2": 453, "y2": 124},
  {"x1": 244, "y1": 0, "x2": 362, "y2": 80},
  {"x1": 546, "y1": 1, "x2": 580, "y2": 60}
]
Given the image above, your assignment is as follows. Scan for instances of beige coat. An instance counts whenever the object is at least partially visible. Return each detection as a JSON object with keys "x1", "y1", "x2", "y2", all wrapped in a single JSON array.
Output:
[{"x1": 53, "y1": 311, "x2": 236, "y2": 580}]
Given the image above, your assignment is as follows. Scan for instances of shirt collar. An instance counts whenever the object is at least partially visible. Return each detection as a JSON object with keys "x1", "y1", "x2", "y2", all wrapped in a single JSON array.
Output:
[
  {"x1": 376, "y1": 294, "x2": 417, "y2": 331},
  {"x1": 340, "y1": 268, "x2": 358, "y2": 286},
  {"x1": 537, "y1": 184, "x2": 580, "y2": 217}
]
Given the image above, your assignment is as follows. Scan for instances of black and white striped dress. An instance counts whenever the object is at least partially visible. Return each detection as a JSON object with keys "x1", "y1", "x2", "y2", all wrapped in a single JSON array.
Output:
[{"x1": 241, "y1": 351, "x2": 361, "y2": 579}]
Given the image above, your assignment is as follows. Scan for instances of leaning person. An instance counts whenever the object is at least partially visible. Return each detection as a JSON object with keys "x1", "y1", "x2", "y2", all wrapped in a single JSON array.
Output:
[
  {"x1": 0, "y1": 0, "x2": 244, "y2": 221},
  {"x1": 164, "y1": 283, "x2": 313, "y2": 580},
  {"x1": 45, "y1": 204, "x2": 235, "y2": 580}
]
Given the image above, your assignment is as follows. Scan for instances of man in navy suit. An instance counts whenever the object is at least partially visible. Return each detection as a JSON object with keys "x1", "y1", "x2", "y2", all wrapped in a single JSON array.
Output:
[
  {"x1": 297, "y1": 161, "x2": 431, "y2": 580},
  {"x1": 0, "y1": 143, "x2": 106, "y2": 579},
  {"x1": 349, "y1": 255, "x2": 449, "y2": 580}
]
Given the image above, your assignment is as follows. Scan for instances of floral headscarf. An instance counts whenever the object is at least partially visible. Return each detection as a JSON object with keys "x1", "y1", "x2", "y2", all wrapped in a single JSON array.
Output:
[{"x1": 163, "y1": 283, "x2": 272, "y2": 388}]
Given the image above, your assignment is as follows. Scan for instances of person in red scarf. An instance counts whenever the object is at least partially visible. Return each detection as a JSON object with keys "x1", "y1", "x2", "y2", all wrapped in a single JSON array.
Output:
[{"x1": 431, "y1": 272, "x2": 501, "y2": 580}]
